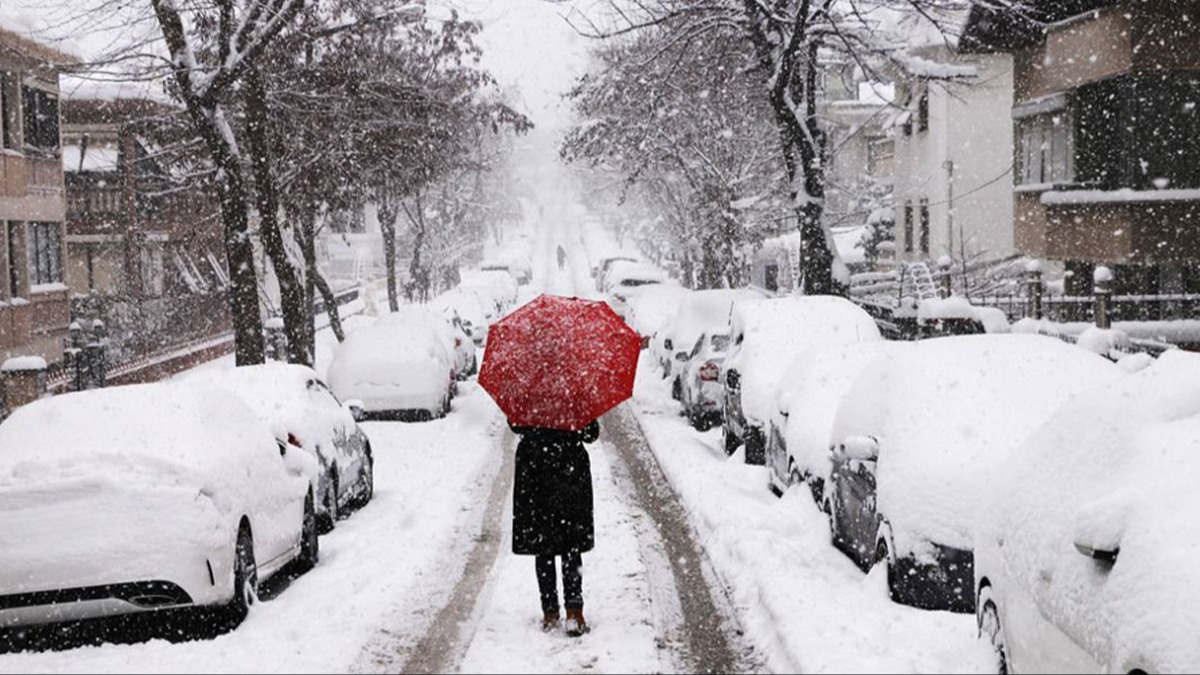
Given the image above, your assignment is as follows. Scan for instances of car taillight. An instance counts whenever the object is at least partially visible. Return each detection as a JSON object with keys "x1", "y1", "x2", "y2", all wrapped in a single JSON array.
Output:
[
  {"x1": 287, "y1": 432, "x2": 302, "y2": 447},
  {"x1": 455, "y1": 337, "x2": 463, "y2": 347},
  {"x1": 699, "y1": 362, "x2": 719, "y2": 381}
]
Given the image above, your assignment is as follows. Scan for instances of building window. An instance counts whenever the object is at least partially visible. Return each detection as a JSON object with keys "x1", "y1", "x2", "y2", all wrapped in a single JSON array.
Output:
[
  {"x1": 764, "y1": 263, "x2": 779, "y2": 292},
  {"x1": 919, "y1": 198, "x2": 930, "y2": 255},
  {"x1": 27, "y1": 222, "x2": 62, "y2": 286},
  {"x1": 917, "y1": 87, "x2": 930, "y2": 133},
  {"x1": 1017, "y1": 111, "x2": 1074, "y2": 186},
  {"x1": 22, "y1": 86, "x2": 59, "y2": 154},
  {"x1": 903, "y1": 202, "x2": 914, "y2": 253}
]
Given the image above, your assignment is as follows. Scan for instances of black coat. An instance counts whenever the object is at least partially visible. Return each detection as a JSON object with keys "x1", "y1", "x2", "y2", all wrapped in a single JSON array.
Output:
[{"x1": 511, "y1": 420, "x2": 600, "y2": 556}]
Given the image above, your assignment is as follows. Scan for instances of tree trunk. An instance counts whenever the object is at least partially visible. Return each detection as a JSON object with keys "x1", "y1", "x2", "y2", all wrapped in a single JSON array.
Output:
[
  {"x1": 378, "y1": 197, "x2": 400, "y2": 312},
  {"x1": 299, "y1": 206, "x2": 318, "y2": 352},
  {"x1": 182, "y1": 105, "x2": 264, "y2": 365},
  {"x1": 313, "y1": 270, "x2": 345, "y2": 343},
  {"x1": 245, "y1": 66, "x2": 312, "y2": 365}
]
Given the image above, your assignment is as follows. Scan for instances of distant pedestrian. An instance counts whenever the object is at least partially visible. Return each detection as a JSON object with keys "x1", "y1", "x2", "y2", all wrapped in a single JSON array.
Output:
[
  {"x1": 556, "y1": 245, "x2": 567, "y2": 270},
  {"x1": 510, "y1": 419, "x2": 600, "y2": 636}
]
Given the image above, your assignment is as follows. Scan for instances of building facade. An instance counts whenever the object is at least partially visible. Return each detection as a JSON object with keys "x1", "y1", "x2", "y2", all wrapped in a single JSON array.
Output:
[
  {"x1": 62, "y1": 97, "x2": 231, "y2": 363},
  {"x1": 891, "y1": 47, "x2": 1016, "y2": 268},
  {"x1": 0, "y1": 28, "x2": 75, "y2": 369},
  {"x1": 964, "y1": 0, "x2": 1200, "y2": 295}
]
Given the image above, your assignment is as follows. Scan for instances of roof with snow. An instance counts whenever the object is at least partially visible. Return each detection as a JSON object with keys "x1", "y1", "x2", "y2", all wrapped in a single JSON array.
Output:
[{"x1": 961, "y1": 1, "x2": 1118, "y2": 53}]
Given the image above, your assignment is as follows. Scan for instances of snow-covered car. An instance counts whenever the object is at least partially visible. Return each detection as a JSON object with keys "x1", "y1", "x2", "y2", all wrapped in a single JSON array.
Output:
[
  {"x1": 677, "y1": 331, "x2": 732, "y2": 430},
  {"x1": 0, "y1": 381, "x2": 319, "y2": 632},
  {"x1": 973, "y1": 349, "x2": 1200, "y2": 673},
  {"x1": 479, "y1": 257, "x2": 531, "y2": 286},
  {"x1": 432, "y1": 287, "x2": 492, "y2": 346},
  {"x1": 461, "y1": 268, "x2": 518, "y2": 312},
  {"x1": 624, "y1": 284, "x2": 692, "y2": 348},
  {"x1": 327, "y1": 319, "x2": 456, "y2": 421},
  {"x1": 183, "y1": 363, "x2": 374, "y2": 533},
  {"x1": 655, "y1": 288, "x2": 764, "y2": 387},
  {"x1": 764, "y1": 340, "x2": 896, "y2": 503},
  {"x1": 601, "y1": 261, "x2": 669, "y2": 318},
  {"x1": 826, "y1": 334, "x2": 1121, "y2": 614},
  {"x1": 591, "y1": 253, "x2": 637, "y2": 288},
  {"x1": 721, "y1": 295, "x2": 881, "y2": 464},
  {"x1": 377, "y1": 306, "x2": 476, "y2": 381}
]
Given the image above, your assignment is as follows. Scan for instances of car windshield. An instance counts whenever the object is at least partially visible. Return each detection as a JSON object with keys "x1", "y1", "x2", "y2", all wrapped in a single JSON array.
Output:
[{"x1": 620, "y1": 279, "x2": 661, "y2": 288}]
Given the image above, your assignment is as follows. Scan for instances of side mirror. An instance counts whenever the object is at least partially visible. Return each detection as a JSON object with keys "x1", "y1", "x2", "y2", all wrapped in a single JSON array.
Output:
[
  {"x1": 345, "y1": 399, "x2": 366, "y2": 422},
  {"x1": 1074, "y1": 541, "x2": 1119, "y2": 564},
  {"x1": 836, "y1": 435, "x2": 879, "y2": 462}
]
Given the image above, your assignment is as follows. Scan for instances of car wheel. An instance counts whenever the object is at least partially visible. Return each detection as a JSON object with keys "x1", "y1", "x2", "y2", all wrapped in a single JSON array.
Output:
[
  {"x1": 218, "y1": 524, "x2": 257, "y2": 630},
  {"x1": 296, "y1": 492, "x2": 319, "y2": 573},
  {"x1": 722, "y1": 425, "x2": 740, "y2": 456},
  {"x1": 787, "y1": 462, "x2": 802, "y2": 487},
  {"x1": 694, "y1": 413, "x2": 714, "y2": 432},
  {"x1": 874, "y1": 538, "x2": 897, "y2": 601},
  {"x1": 353, "y1": 451, "x2": 374, "y2": 509},
  {"x1": 977, "y1": 587, "x2": 1009, "y2": 674},
  {"x1": 319, "y1": 471, "x2": 339, "y2": 534},
  {"x1": 671, "y1": 377, "x2": 682, "y2": 401}
]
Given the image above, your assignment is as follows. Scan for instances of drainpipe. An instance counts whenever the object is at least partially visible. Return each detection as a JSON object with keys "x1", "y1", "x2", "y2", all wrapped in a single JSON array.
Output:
[{"x1": 943, "y1": 159, "x2": 955, "y2": 257}]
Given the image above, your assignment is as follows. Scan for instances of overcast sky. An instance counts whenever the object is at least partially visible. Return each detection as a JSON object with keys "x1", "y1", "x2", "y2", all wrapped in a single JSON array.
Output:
[{"x1": 460, "y1": 0, "x2": 593, "y2": 132}]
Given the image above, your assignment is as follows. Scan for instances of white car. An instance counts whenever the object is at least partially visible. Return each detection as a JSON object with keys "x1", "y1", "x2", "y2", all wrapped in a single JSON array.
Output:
[
  {"x1": 764, "y1": 340, "x2": 895, "y2": 502},
  {"x1": 601, "y1": 261, "x2": 669, "y2": 318},
  {"x1": 327, "y1": 319, "x2": 456, "y2": 421},
  {"x1": 377, "y1": 306, "x2": 475, "y2": 381},
  {"x1": 974, "y1": 349, "x2": 1200, "y2": 674},
  {"x1": 656, "y1": 288, "x2": 764, "y2": 388},
  {"x1": 677, "y1": 331, "x2": 732, "y2": 430},
  {"x1": 432, "y1": 287, "x2": 492, "y2": 346},
  {"x1": 825, "y1": 334, "x2": 1121, "y2": 613},
  {"x1": 0, "y1": 381, "x2": 318, "y2": 632},
  {"x1": 721, "y1": 295, "x2": 882, "y2": 463},
  {"x1": 624, "y1": 284, "x2": 692, "y2": 348},
  {"x1": 461, "y1": 268, "x2": 518, "y2": 310},
  {"x1": 183, "y1": 363, "x2": 374, "y2": 533}
]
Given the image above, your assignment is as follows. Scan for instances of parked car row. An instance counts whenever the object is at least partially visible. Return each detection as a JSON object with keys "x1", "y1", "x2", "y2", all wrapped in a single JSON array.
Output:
[
  {"x1": 0, "y1": 363, "x2": 375, "y2": 635},
  {"x1": 627, "y1": 268, "x2": 1194, "y2": 672}
]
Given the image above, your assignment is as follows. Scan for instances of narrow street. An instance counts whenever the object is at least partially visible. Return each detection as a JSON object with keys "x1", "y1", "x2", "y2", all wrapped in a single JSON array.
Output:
[{"x1": 371, "y1": 197, "x2": 759, "y2": 674}]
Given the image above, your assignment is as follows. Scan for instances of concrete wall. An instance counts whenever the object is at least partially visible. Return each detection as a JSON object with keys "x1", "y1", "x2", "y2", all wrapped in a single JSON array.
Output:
[{"x1": 894, "y1": 51, "x2": 1015, "y2": 265}]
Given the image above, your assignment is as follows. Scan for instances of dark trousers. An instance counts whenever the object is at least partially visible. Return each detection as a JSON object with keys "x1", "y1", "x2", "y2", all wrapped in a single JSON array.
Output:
[{"x1": 535, "y1": 551, "x2": 583, "y2": 613}]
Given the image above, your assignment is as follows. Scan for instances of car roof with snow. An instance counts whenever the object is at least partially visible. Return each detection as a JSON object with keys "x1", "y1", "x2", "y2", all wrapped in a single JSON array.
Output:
[
  {"x1": 0, "y1": 381, "x2": 282, "y2": 490},
  {"x1": 777, "y1": 340, "x2": 899, "y2": 481},
  {"x1": 725, "y1": 295, "x2": 882, "y2": 423},
  {"x1": 605, "y1": 260, "x2": 667, "y2": 285},
  {"x1": 664, "y1": 288, "x2": 764, "y2": 350},
  {"x1": 625, "y1": 285, "x2": 693, "y2": 336},
  {"x1": 830, "y1": 333, "x2": 1123, "y2": 553}
]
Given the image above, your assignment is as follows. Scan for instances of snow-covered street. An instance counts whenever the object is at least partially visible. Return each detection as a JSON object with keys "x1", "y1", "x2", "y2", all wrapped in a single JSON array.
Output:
[{"x1": 0, "y1": 196, "x2": 992, "y2": 674}]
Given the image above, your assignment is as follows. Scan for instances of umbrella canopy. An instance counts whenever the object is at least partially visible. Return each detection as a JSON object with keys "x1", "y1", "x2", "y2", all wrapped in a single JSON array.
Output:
[{"x1": 479, "y1": 294, "x2": 641, "y2": 431}]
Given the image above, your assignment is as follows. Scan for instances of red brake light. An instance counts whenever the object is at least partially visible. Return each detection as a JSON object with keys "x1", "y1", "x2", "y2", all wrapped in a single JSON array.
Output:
[
  {"x1": 699, "y1": 362, "x2": 719, "y2": 381},
  {"x1": 287, "y1": 432, "x2": 302, "y2": 447},
  {"x1": 455, "y1": 337, "x2": 462, "y2": 347}
]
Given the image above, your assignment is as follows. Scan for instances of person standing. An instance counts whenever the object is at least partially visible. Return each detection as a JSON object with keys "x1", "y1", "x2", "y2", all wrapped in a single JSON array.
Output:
[{"x1": 510, "y1": 419, "x2": 600, "y2": 636}]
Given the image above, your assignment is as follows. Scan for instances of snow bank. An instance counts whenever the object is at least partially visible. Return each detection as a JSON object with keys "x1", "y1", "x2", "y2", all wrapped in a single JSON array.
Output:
[
  {"x1": 726, "y1": 295, "x2": 882, "y2": 428},
  {"x1": 831, "y1": 334, "x2": 1122, "y2": 554},
  {"x1": 980, "y1": 350, "x2": 1200, "y2": 672},
  {"x1": 624, "y1": 284, "x2": 692, "y2": 337}
]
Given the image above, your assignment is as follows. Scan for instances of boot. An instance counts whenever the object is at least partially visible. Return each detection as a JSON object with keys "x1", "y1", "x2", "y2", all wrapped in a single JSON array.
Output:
[
  {"x1": 564, "y1": 607, "x2": 589, "y2": 637},
  {"x1": 542, "y1": 609, "x2": 561, "y2": 632}
]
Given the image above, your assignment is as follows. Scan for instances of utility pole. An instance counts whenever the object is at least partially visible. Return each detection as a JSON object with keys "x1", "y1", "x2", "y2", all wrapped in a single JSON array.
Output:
[{"x1": 943, "y1": 159, "x2": 955, "y2": 257}]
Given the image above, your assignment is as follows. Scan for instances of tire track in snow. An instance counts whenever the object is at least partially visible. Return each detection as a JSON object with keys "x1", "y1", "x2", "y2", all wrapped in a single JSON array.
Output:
[
  {"x1": 384, "y1": 430, "x2": 518, "y2": 674},
  {"x1": 603, "y1": 405, "x2": 762, "y2": 674}
]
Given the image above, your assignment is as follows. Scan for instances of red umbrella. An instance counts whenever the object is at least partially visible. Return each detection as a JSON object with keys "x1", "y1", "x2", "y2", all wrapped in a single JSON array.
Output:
[{"x1": 479, "y1": 294, "x2": 641, "y2": 431}]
